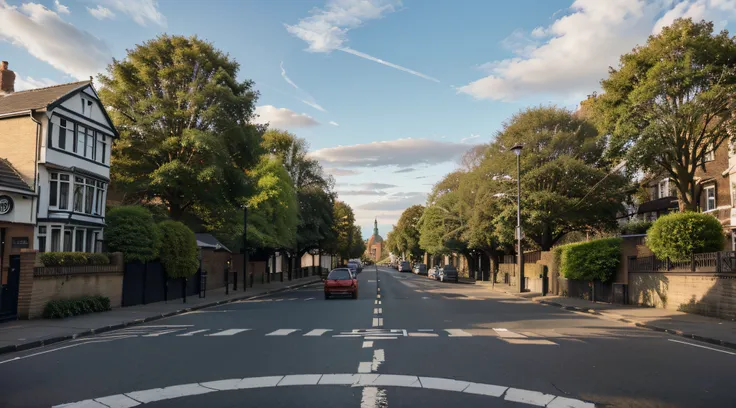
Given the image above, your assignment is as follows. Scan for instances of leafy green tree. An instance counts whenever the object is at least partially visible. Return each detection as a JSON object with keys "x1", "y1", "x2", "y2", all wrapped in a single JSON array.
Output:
[
  {"x1": 157, "y1": 220, "x2": 199, "y2": 279},
  {"x1": 393, "y1": 205, "x2": 425, "y2": 261},
  {"x1": 590, "y1": 19, "x2": 736, "y2": 211},
  {"x1": 484, "y1": 106, "x2": 629, "y2": 251},
  {"x1": 332, "y1": 201, "x2": 362, "y2": 261},
  {"x1": 105, "y1": 206, "x2": 161, "y2": 262},
  {"x1": 99, "y1": 35, "x2": 264, "y2": 223},
  {"x1": 647, "y1": 212, "x2": 724, "y2": 261},
  {"x1": 350, "y1": 225, "x2": 367, "y2": 259}
]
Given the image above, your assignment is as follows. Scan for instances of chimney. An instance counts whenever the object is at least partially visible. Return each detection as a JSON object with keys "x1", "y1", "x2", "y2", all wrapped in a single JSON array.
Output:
[{"x1": 0, "y1": 61, "x2": 16, "y2": 93}]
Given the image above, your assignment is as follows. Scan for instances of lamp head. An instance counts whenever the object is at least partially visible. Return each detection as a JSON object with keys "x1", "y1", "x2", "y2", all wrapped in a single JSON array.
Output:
[{"x1": 510, "y1": 144, "x2": 523, "y2": 156}]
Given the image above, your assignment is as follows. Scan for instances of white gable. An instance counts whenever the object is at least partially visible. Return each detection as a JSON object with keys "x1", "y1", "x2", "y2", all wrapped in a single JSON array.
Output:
[{"x1": 58, "y1": 85, "x2": 115, "y2": 132}]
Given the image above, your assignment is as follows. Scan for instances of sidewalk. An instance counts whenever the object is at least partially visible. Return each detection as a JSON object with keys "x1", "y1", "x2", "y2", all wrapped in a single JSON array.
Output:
[
  {"x1": 480, "y1": 282, "x2": 736, "y2": 350},
  {"x1": 0, "y1": 275, "x2": 321, "y2": 356}
]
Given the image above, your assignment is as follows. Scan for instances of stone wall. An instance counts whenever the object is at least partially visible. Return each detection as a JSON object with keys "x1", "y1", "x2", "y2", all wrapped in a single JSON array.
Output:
[{"x1": 629, "y1": 272, "x2": 736, "y2": 320}]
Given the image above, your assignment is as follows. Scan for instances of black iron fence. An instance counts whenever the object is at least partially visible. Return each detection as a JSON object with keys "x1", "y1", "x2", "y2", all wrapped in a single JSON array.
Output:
[
  {"x1": 629, "y1": 251, "x2": 736, "y2": 273},
  {"x1": 122, "y1": 261, "x2": 202, "y2": 307}
]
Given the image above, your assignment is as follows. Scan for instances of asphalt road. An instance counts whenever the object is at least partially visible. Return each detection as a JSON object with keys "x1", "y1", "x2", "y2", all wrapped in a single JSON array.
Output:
[{"x1": 1, "y1": 266, "x2": 735, "y2": 407}]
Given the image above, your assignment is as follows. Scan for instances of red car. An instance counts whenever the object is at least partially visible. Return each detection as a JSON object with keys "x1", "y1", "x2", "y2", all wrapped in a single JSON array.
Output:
[{"x1": 324, "y1": 268, "x2": 358, "y2": 299}]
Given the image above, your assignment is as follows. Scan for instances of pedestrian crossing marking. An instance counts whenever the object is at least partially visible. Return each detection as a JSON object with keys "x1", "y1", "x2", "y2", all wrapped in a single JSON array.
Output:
[
  {"x1": 304, "y1": 329, "x2": 331, "y2": 336},
  {"x1": 267, "y1": 329, "x2": 299, "y2": 336},
  {"x1": 208, "y1": 329, "x2": 250, "y2": 336},
  {"x1": 445, "y1": 329, "x2": 472, "y2": 337},
  {"x1": 493, "y1": 328, "x2": 526, "y2": 339},
  {"x1": 177, "y1": 329, "x2": 210, "y2": 336}
]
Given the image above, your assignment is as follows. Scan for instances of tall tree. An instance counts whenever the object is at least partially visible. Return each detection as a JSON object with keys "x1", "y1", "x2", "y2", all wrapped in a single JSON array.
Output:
[
  {"x1": 591, "y1": 19, "x2": 736, "y2": 211},
  {"x1": 332, "y1": 201, "x2": 361, "y2": 261},
  {"x1": 393, "y1": 205, "x2": 425, "y2": 261},
  {"x1": 484, "y1": 106, "x2": 629, "y2": 251},
  {"x1": 99, "y1": 35, "x2": 263, "y2": 223}
]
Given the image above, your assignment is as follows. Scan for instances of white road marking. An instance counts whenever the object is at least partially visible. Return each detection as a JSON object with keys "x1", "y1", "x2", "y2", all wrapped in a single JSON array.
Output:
[
  {"x1": 445, "y1": 329, "x2": 472, "y2": 337},
  {"x1": 277, "y1": 374, "x2": 322, "y2": 386},
  {"x1": 421, "y1": 296, "x2": 430, "y2": 299},
  {"x1": 207, "y1": 329, "x2": 250, "y2": 337},
  {"x1": 266, "y1": 329, "x2": 299, "y2": 336},
  {"x1": 55, "y1": 373, "x2": 595, "y2": 408},
  {"x1": 377, "y1": 288, "x2": 381, "y2": 292},
  {"x1": 504, "y1": 388, "x2": 556, "y2": 406},
  {"x1": 304, "y1": 329, "x2": 331, "y2": 337},
  {"x1": 361, "y1": 387, "x2": 387, "y2": 408},
  {"x1": 373, "y1": 308, "x2": 382, "y2": 314},
  {"x1": 502, "y1": 339, "x2": 558, "y2": 346},
  {"x1": 364, "y1": 336, "x2": 396, "y2": 340},
  {"x1": 0, "y1": 338, "x2": 124, "y2": 365},
  {"x1": 362, "y1": 341, "x2": 374, "y2": 348},
  {"x1": 418, "y1": 329, "x2": 434, "y2": 332},
  {"x1": 668, "y1": 339, "x2": 736, "y2": 355},
  {"x1": 304, "y1": 297, "x2": 315, "y2": 301},
  {"x1": 376, "y1": 294, "x2": 381, "y2": 299},
  {"x1": 142, "y1": 329, "x2": 185, "y2": 337},
  {"x1": 372, "y1": 318, "x2": 380, "y2": 327},
  {"x1": 177, "y1": 329, "x2": 210, "y2": 337},
  {"x1": 493, "y1": 328, "x2": 527, "y2": 339},
  {"x1": 333, "y1": 334, "x2": 362, "y2": 338},
  {"x1": 95, "y1": 393, "x2": 140, "y2": 407},
  {"x1": 358, "y1": 362, "x2": 372, "y2": 373},
  {"x1": 371, "y1": 349, "x2": 385, "y2": 371},
  {"x1": 408, "y1": 332, "x2": 438, "y2": 337}
]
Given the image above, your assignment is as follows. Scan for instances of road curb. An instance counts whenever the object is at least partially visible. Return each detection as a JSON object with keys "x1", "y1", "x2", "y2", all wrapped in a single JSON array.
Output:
[
  {"x1": 0, "y1": 278, "x2": 321, "y2": 358},
  {"x1": 536, "y1": 299, "x2": 736, "y2": 351}
]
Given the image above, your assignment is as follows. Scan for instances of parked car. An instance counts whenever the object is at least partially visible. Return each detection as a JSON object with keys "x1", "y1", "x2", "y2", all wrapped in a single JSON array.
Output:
[
  {"x1": 347, "y1": 261, "x2": 359, "y2": 275},
  {"x1": 438, "y1": 265, "x2": 459, "y2": 283},
  {"x1": 324, "y1": 268, "x2": 358, "y2": 299},
  {"x1": 398, "y1": 260, "x2": 411, "y2": 273},
  {"x1": 413, "y1": 263, "x2": 427, "y2": 275},
  {"x1": 428, "y1": 266, "x2": 440, "y2": 280}
]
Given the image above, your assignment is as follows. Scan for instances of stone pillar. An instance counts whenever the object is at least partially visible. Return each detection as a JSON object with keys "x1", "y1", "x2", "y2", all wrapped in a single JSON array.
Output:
[{"x1": 16, "y1": 249, "x2": 37, "y2": 319}]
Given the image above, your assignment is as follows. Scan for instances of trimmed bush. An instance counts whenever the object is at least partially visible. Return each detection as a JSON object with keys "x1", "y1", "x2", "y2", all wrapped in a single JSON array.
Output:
[
  {"x1": 647, "y1": 212, "x2": 724, "y2": 261},
  {"x1": 157, "y1": 220, "x2": 199, "y2": 279},
  {"x1": 620, "y1": 220, "x2": 652, "y2": 235},
  {"x1": 43, "y1": 296, "x2": 111, "y2": 319},
  {"x1": 40, "y1": 252, "x2": 110, "y2": 267},
  {"x1": 558, "y1": 238, "x2": 622, "y2": 282},
  {"x1": 106, "y1": 206, "x2": 161, "y2": 263}
]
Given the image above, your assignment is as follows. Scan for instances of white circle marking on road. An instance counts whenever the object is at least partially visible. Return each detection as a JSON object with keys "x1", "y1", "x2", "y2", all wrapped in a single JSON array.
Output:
[{"x1": 53, "y1": 373, "x2": 594, "y2": 408}]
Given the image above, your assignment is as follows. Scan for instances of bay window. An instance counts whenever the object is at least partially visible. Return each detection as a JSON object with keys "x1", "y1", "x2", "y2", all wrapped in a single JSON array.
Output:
[
  {"x1": 86, "y1": 127, "x2": 95, "y2": 160},
  {"x1": 63, "y1": 228, "x2": 72, "y2": 252},
  {"x1": 75, "y1": 228, "x2": 85, "y2": 252},
  {"x1": 96, "y1": 134, "x2": 106, "y2": 164},
  {"x1": 51, "y1": 228, "x2": 61, "y2": 252},
  {"x1": 85, "y1": 178, "x2": 95, "y2": 213},
  {"x1": 95, "y1": 181, "x2": 106, "y2": 215},
  {"x1": 73, "y1": 177, "x2": 84, "y2": 212}
]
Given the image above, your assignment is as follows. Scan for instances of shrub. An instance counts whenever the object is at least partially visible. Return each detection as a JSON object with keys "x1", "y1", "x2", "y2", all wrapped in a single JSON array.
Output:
[
  {"x1": 157, "y1": 220, "x2": 199, "y2": 279},
  {"x1": 40, "y1": 252, "x2": 110, "y2": 267},
  {"x1": 558, "y1": 238, "x2": 622, "y2": 282},
  {"x1": 43, "y1": 296, "x2": 111, "y2": 319},
  {"x1": 106, "y1": 206, "x2": 161, "y2": 263},
  {"x1": 647, "y1": 212, "x2": 724, "y2": 261},
  {"x1": 620, "y1": 220, "x2": 652, "y2": 235}
]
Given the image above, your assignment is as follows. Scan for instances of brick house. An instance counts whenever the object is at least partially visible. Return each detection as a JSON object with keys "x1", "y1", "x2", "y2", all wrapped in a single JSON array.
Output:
[{"x1": 0, "y1": 61, "x2": 118, "y2": 317}]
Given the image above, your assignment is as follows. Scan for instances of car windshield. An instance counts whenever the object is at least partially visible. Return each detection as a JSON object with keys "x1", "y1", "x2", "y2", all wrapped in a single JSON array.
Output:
[
  {"x1": 327, "y1": 269, "x2": 352, "y2": 280},
  {"x1": 347, "y1": 262, "x2": 358, "y2": 269}
]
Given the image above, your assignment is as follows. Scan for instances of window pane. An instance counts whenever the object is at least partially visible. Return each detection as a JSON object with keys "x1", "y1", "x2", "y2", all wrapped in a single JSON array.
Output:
[
  {"x1": 85, "y1": 185, "x2": 94, "y2": 213},
  {"x1": 59, "y1": 182, "x2": 69, "y2": 210},
  {"x1": 39, "y1": 226, "x2": 47, "y2": 234},
  {"x1": 101, "y1": 142, "x2": 106, "y2": 164},
  {"x1": 51, "y1": 173, "x2": 58, "y2": 180},
  {"x1": 74, "y1": 180, "x2": 84, "y2": 212},
  {"x1": 63, "y1": 229, "x2": 72, "y2": 252},
  {"x1": 60, "y1": 174, "x2": 69, "y2": 181},
  {"x1": 75, "y1": 229, "x2": 85, "y2": 252},
  {"x1": 86, "y1": 129, "x2": 94, "y2": 159},
  {"x1": 96, "y1": 189, "x2": 104, "y2": 215},
  {"x1": 38, "y1": 237, "x2": 46, "y2": 253},
  {"x1": 49, "y1": 180, "x2": 57, "y2": 207},
  {"x1": 51, "y1": 229, "x2": 60, "y2": 252},
  {"x1": 59, "y1": 127, "x2": 66, "y2": 149},
  {"x1": 77, "y1": 126, "x2": 86, "y2": 155},
  {"x1": 96, "y1": 140, "x2": 103, "y2": 163},
  {"x1": 86, "y1": 229, "x2": 94, "y2": 253}
]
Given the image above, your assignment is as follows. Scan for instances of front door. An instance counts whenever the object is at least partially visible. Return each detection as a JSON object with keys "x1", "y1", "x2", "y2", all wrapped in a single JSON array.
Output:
[{"x1": 0, "y1": 255, "x2": 20, "y2": 316}]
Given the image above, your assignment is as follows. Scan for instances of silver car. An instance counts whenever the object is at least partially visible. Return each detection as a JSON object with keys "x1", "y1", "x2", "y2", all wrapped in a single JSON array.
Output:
[{"x1": 438, "y1": 265, "x2": 458, "y2": 283}]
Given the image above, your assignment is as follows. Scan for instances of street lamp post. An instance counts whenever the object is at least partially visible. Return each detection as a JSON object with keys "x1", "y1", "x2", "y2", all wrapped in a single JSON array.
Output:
[
  {"x1": 242, "y1": 205, "x2": 247, "y2": 292},
  {"x1": 510, "y1": 144, "x2": 524, "y2": 293}
]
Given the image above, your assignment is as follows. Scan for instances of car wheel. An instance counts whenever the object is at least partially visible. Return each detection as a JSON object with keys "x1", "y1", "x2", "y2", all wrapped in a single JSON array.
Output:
[
  {"x1": 324, "y1": 292, "x2": 330, "y2": 300},
  {"x1": 352, "y1": 291, "x2": 358, "y2": 299}
]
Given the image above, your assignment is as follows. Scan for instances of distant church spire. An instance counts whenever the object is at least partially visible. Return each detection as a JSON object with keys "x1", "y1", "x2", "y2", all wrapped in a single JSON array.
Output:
[{"x1": 374, "y1": 218, "x2": 379, "y2": 236}]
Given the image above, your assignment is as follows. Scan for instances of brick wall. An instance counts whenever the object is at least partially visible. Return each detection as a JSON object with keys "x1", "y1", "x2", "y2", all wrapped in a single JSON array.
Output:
[
  {"x1": 200, "y1": 249, "x2": 231, "y2": 290},
  {"x1": 0, "y1": 222, "x2": 34, "y2": 284},
  {"x1": 0, "y1": 116, "x2": 38, "y2": 186},
  {"x1": 629, "y1": 272, "x2": 736, "y2": 320}
]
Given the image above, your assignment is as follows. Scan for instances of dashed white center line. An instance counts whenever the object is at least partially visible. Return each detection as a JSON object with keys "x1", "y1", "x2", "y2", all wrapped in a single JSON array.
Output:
[
  {"x1": 376, "y1": 294, "x2": 381, "y2": 299},
  {"x1": 371, "y1": 349, "x2": 385, "y2": 371},
  {"x1": 357, "y1": 362, "x2": 372, "y2": 373},
  {"x1": 266, "y1": 329, "x2": 299, "y2": 336},
  {"x1": 304, "y1": 329, "x2": 331, "y2": 337},
  {"x1": 373, "y1": 308, "x2": 382, "y2": 314},
  {"x1": 304, "y1": 297, "x2": 315, "y2": 301},
  {"x1": 362, "y1": 341, "x2": 373, "y2": 348}
]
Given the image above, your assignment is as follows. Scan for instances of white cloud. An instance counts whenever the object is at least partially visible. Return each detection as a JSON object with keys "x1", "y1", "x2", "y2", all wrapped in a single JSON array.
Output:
[
  {"x1": 87, "y1": 5, "x2": 114, "y2": 19},
  {"x1": 329, "y1": 121, "x2": 339, "y2": 126},
  {"x1": 457, "y1": 0, "x2": 736, "y2": 102},
  {"x1": 301, "y1": 99, "x2": 326, "y2": 112},
  {"x1": 338, "y1": 190, "x2": 388, "y2": 196},
  {"x1": 461, "y1": 134, "x2": 480, "y2": 143},
  {"x1": 393, "y1": 168, "x2": 415, "y2": 173},
  {"x1": 286, "y1": 0, "x2": 439, "y2": 82},
  {"x1": 280, "y1": 61, "x2": 299, "y2": 90},
  {"x1": 254, "y1": 105, "x2": 320, "y2": 128},
  {"x1": 15, "y1": 75, "x2": 57, "y2": 91},
  {"x1": 309, "y1": 138, "x2": 474, "y2": 168},
  {"x1": 0, "y1": 2, "x2": 112, "y2": 80},
  {"x1": 362, "y1": 183, "x2": 397, "y2": 189},
  {"x1": 280, "y1": 61, "x2": 327, "y2": 112},
  {"x1": 358, "y1": 192, "x2": 427, "y2": 211},
  {"x1": 54, "y1": 0, "x2": 69, "y2": 14},
  {"x1": 325, "y1": 168, "x2": 361, "y2": 176},
  {"x1": 98, "y1": 0, "x2": 166, "y2": 26}
]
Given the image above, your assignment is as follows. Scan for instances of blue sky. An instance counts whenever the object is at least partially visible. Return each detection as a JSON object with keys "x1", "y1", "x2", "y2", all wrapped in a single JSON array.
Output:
[{"x1": 1, "y1": 0, "x2": 734, "y2": 238}]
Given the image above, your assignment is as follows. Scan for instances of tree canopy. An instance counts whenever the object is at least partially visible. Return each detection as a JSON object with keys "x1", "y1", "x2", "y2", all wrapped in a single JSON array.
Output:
[{"x1": 393, "y1": 205, "x2": 425, "y2": 261}]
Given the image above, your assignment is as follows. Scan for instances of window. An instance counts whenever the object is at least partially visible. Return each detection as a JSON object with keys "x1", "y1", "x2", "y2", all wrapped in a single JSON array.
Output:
[
  {"x1": 95, "y1": 181, "x2": 106, "y2": 215},
  {"x1": 76, "y1": 125, "x2": 86, "y2": 155},
  {"x1": 38, "y1": 226, "x2": 47, "y2": 253},
  {"x1": 58, "y1": 118, "x2": 73, "y2": 150},
  {"x1": 85, "y1": 179, "x2": 95, "y2": 214},
  {"x1": 86, "y1": 229, "x2": 94, "y2": 253},
  {"x1": 49, "y1": 173, "x2": 58, "y2": 207},
  {"x1": 73, "y1": 177, "x2": 84, "y2": 212},
  {"x1": 86, "y1": 128, "x2": 95, "y2": 160},
  {"x1": 81, "y1": 97, "x2": 93, "y2": 118},
  {"x1": 75, "y1": 229, "x2": 85, "y2": 252},
  {"x1": 51, "y1": 228, "x2": 61, "y2": 252},
  {"x1": 657, "y1": 179, "x2": 669, "y2": 199},
  {"x1": 704, "y1": 149, "x2": 715, "y2": 163},
  {"x1": 705, "y1": 186, "x2": 716, "y2": 211},
  {"x1": 63, "y1": 228, "x2": 73, "y2": 251},
  {"x1": 97, "y1": 134, "x2": 106, "y2": 164},
  {"x1": 59, "y1": 174, "x2": 70, "y2": 210}
]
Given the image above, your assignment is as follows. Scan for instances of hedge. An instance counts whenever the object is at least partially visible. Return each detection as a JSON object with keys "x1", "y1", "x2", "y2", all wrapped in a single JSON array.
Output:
[
  {"x1": 557, "y1": 237, "x2": 622, "y2": 283},
  {"x1": 157, "y1": 220, "x2": 199, "y2": 279},
  {"x1": 105, "y1": 206, "x2": 160, "y2": 263},
  {"x1": 43, "y1": 296, "x2": 111, "y2": 319},
  {"x1": 620, "y1": 220, "x2": 652, "y2": 235},
  {"x1": 647, "y1": 212, "x2": 724, "y2": 261},
  {"x1": 40, "y1": 252, "x2": 110, "y2": 267}
]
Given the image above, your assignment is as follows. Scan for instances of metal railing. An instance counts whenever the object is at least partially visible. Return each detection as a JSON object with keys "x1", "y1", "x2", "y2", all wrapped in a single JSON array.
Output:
[{"x1": 629, "y1": 251, "x2": 736, "y2": 273}]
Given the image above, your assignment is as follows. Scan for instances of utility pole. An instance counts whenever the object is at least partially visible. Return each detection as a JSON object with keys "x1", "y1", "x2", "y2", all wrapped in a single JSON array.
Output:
[{"x1": 511, "y1": 144, "x2": 525, "y2": 293}]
